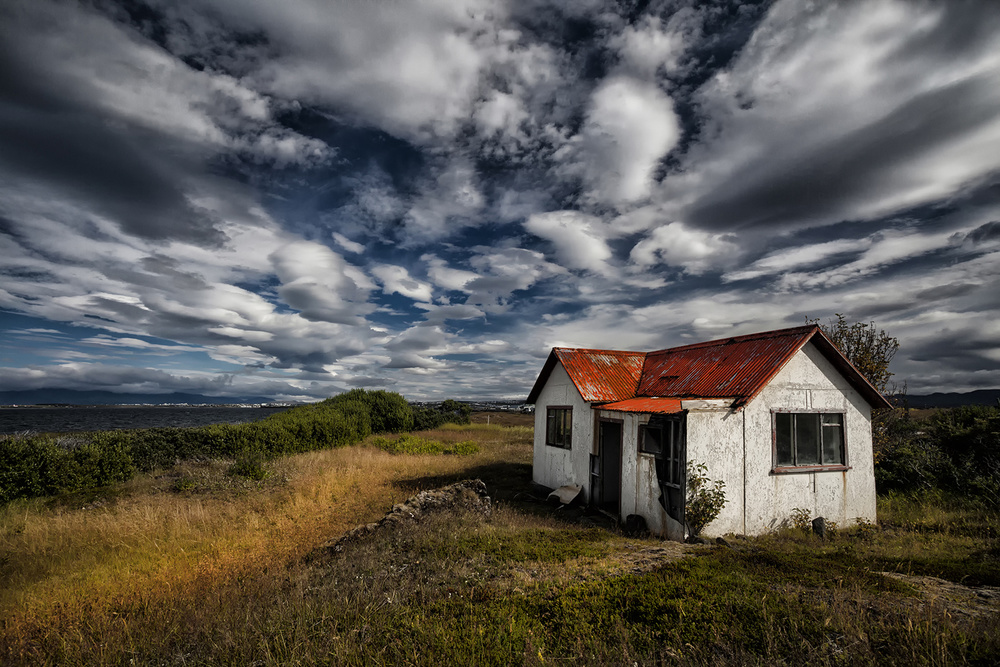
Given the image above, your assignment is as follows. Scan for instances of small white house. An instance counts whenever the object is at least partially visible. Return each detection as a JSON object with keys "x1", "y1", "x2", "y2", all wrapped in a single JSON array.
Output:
[{"x1": 526, "y1": 325, "x2": 890, "y2": 540}]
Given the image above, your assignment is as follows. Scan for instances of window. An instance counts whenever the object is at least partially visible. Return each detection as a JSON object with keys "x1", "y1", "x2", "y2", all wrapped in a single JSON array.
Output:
[
  {"x1": 546, "y1": 407, "x2": 572, "y2": 449},
  {"x1": 773, "y1": 412, "x2": 845, "y2": 471},
  {"x1": 639, "y1": 419, "x2": 684, "y2": 488}
]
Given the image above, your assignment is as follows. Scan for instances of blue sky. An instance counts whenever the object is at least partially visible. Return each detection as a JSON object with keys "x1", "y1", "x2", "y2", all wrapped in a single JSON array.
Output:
[{"x1": 1, "y1": 0, "x2": 999, "y2": 402}]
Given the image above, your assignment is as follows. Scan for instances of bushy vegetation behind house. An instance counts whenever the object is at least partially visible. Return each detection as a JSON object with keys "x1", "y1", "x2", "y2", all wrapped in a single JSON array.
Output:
[
  {"x1": 0, "y1": 390, "x2": 471, "y2": 503},
  {"x1": 876, "y1": 404, "x2": 1000, "y2": 503}
]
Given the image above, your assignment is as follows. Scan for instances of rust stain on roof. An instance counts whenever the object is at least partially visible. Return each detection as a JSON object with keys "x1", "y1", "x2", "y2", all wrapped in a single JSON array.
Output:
[
  {"x1": 637, "y1": 327, "x2": 814, "y2": 401},
  {"x1": 598, "y1": 397, "x2": 684, "y2": 414},
  {"x1": 554, "y1": 348, "x2": 645, "y2": 402}
]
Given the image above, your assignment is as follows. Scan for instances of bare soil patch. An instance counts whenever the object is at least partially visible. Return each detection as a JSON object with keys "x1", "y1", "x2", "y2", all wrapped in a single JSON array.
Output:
[{"x1": 881, "y1": 572, "x2": 1000, "y2": 619}]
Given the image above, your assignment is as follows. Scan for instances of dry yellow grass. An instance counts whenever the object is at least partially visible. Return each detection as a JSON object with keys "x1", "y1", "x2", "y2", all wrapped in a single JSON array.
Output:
[{"x1": 0, "y1": 429, "x2": 532, "y2": 635}]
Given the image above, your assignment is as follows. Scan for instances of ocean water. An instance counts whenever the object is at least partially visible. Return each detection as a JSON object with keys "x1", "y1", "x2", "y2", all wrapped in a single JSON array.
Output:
[{"x1": 0, "y1": 406, "x2": 292, "y2": 435}]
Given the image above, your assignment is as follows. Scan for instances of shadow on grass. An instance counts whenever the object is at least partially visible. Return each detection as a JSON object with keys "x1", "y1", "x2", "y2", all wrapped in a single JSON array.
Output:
[
  {"x1": 390, "y1": 460, "x2": 623, "y2": 532},
  {"x1": 392, "y1": 461, "x2": 533, "y2": 501}
]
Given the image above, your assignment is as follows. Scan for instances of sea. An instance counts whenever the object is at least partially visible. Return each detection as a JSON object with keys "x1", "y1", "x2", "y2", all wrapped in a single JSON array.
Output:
[{"x1": 0, "y1": 405, "x2": 292, "y2": 435}]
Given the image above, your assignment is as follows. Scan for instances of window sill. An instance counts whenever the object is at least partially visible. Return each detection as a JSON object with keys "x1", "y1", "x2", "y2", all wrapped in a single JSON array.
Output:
[
  {"x1": 771, "y1": 465, "x2": 850, "y2": 475},
  {"x1": 545, "y1": 443, "x2": 572, "y2": 450}
]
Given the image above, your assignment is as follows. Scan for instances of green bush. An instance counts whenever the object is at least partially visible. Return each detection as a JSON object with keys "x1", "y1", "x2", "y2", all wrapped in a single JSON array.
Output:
[
  {"x1": 0, "y1": 389, "x2": 417, "y2": 503},
  {"x1": 0, "y1": 434, "x2": 136, "y2": 502},
  {"x1": 686, "y1": 461, "x2": 727, "y2": 538},
  {"x1": 229, "y1": 444, "x2": 270, "y2": 480},
  {"x1": 411, "y1": 399, "x2": 472, "y2": 430},
  {"x1": 876, "y1": 405, "x2": 999, "y2": 503}
]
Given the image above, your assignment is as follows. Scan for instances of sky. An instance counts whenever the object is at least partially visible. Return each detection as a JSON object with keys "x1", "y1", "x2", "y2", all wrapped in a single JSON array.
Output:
[{"x1": 1, "y1": 0, "x2": 999, "y2": 403}]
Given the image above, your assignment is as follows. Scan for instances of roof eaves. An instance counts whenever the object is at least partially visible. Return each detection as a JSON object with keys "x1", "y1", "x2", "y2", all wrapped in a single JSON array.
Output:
[
  {"x1": 808, "y1": 329, "x2": 893, "y2": 410},
  {"x1": 525, "y1": 349, "x2": 560, "y2": 404}
]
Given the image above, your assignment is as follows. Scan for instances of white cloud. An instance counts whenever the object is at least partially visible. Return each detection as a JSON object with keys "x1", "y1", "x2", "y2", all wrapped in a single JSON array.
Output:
[
  {"x1": 1, "y1": 0, "x2": 332, "y2": 167},
  {"x1": 465, "y1": 246, "x2": 565, "y2": 308},
  {"x1": 524, "y1": 210, "x2": 613, "y2": 274},
  {"x1": 629, "y1": 222, "x2": 739, "y2": 275},
  {"x1": 402, "y1": 159, "x2": 486, "y2": 241},
  {"x1": 774, "y1": 228, "x2": 956, "y2": 291},
  {"x1": 332, "y1": 232, "x2": 365, "y2": 254},
  {"x1": 724, "y1": 238, "x2": 871, "y2": 282},
  {"x1": 424, "y1": 255, "x2": 479, "y2": 292},
  {"x1": 571, "y1": 76, "x2": 680, "y2": 207},
  {"x1": 191, "y1": 0, "x2": 501, "y2": 144},
  {"x1": 372, "y1": 264, "x2": 434, "y2": 303},
  {"x1": 270, "y1": 241, "x2": 375, "y2": 324},
  {"x1": 609, "y1": 12, "x2": 697, "y2": 77}
]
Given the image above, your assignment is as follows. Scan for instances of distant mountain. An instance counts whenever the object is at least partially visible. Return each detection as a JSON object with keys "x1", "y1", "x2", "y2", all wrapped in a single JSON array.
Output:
[
  {"x1": 0, "y1": 389, "x2": 276, "y2": 406},
  {"x1": 902, "y1": 389, "x2": 1000, "y2": 409}
]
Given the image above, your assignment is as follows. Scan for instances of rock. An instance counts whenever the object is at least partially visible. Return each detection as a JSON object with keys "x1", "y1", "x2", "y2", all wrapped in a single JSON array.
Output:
[
  {"x1": 623, "y1": 514, "x2": 650, "y2": 537},
  {"x1": 812, "y1": 516, "x2": 827, "y2": 539},
  {"x1": 324, "y1": 479, "x2": 492, "y2": 553}
]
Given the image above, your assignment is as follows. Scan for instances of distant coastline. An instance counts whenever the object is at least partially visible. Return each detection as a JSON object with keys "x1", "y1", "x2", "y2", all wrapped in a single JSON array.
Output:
[{"x1": 0, "y1": 405, "x2": 293, "y2": 435}]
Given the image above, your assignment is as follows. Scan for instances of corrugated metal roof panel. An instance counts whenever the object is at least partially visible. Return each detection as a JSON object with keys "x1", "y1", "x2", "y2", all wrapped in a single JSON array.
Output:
[
  {"x1": 598, "y1": 397, "x2": 684, "y2": 414},
  {"x1": 637, "y1": 326, "x2": 815, "y2": 402},
  {"x1": 554, "y1": 348, "x2": 646, "y2": 403}
]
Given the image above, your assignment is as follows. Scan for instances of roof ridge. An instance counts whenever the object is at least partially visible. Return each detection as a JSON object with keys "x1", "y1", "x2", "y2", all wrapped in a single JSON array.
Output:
[{"x1": 646, "y1": 324, "x2": 819, "y2": 356}]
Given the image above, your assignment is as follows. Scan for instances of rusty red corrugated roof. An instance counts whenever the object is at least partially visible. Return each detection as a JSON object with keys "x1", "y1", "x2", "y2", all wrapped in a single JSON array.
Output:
[
  {"x1": 526, "y1": 325, "x2": 890, "y2": 410},
  {"x1": 637, "y1": 326, "x2": 816, "y2": 402},
  {"x1": 597, "y1": 397, "x2": 684, "y2": 414},
  {"x1": 554, "y1": 348, "x2": 646, "y2": 402}
]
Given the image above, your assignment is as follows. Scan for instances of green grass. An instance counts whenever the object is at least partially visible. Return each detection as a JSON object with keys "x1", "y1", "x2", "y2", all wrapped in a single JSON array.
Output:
[{"x1": 372, "y1": 433, "x2": 480, "y2": 455}]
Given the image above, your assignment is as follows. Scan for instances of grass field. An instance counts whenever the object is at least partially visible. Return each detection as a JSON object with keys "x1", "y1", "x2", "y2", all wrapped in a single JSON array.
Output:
[{"x1": 1, "y1": 415, "x2": 997, "y2": 665}]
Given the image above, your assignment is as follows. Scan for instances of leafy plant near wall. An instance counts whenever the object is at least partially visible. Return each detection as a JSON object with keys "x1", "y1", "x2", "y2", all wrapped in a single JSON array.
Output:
[{"x1": 685, "y1": 461, "x2": 727, "y2": 538}]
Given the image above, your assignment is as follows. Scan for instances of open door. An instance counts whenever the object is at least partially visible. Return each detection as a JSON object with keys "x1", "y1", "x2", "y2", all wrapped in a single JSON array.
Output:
[{"x1": 590, "y1": 419, "x2": 622, "y2": 514}]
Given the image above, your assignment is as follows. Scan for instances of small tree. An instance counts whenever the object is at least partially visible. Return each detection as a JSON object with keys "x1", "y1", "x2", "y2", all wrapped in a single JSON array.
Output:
[
  {"x1": 812, "y1": 314, "x2": 899, "y2": 394},
  {"x1": 686, "y1": 462, "x2": 727, "y2": 538}
]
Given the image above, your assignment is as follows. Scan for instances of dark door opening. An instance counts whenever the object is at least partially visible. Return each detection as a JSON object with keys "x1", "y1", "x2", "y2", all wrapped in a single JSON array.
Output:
[{"x1": 590, "y1": 420, "x2": 622, "y2": 513}]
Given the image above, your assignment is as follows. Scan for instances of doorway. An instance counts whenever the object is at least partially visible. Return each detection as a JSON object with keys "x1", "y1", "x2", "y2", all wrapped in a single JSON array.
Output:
[{"x1": 590, "y1": 419, "x2": 622, "y2": 513}]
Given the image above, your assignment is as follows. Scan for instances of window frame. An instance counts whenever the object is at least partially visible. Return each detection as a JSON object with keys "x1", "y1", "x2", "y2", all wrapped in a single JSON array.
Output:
[
  {"x1": 545, "y1": 406, "x2": 573, "y2": 449},
  {"x1": 771, "y1": 409, "x2": 849, "y2": 474},
  {"x1": 638, "y1": 419, "x2": 684, "y2": 489}
]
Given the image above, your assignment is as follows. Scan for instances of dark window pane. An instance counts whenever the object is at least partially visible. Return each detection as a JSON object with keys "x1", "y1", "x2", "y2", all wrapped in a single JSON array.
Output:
[
  {"x1": 775, "y1": 413, "x2": 793, "y2": 465},
  {"x1": 822, "y1": 414, "x2": 843, "y2": 465},
  {"x1": 795, "y1": 413, "x2": 820, "y2": 464},
  {"x1": 640, "y1": 426, "x2": 662, "y2": 454},
  {"x1": 547, "y1": 408, "x2": 572, "y2": 448}
]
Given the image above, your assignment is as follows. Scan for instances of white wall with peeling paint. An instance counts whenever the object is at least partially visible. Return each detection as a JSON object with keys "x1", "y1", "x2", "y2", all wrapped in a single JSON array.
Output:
[
  {"x1": 532, "y1": 361, "x2": 594, "y2": 493},
  {"x1": 685, "y1": 341, "x2": 877, "y2": 536}
]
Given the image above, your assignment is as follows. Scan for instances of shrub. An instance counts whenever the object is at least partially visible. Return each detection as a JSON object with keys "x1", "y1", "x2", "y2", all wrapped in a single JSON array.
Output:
[
  {"x1": 876, "y1": 405, "x2": 1000, "y2": 504},
  {"x1": 411, "y1": 399, "x2": 472, "y2": 430},
  {"x1": 685, "y1": 462, "x2": 727, "y2": 538},
  {"x1": 450, "y1": 440, "x2": 480, "y2": 455},
  {"x1": 789, "y1": 507, "x2": 811, "y2": 533},
  {"x1": 229, "y1": 445, "x2": 270, "y2": 480},
  {"x1": 0, "y1": 389, "x2": 421, "y2": 503}
]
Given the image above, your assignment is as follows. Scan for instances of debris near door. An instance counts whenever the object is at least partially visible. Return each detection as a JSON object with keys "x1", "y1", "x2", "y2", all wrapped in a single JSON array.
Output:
[
  {"x1": 547, "y1": 484, "x2": 582, "y2": 506},
  {"x1": 322, "y1": 479, "x2": 492, "y2": 553}
]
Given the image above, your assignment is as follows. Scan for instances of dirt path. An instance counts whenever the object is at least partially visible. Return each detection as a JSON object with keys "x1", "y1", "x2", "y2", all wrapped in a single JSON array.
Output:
[{"x1": 880, "y1": 572, "x2": 1000, "y2": 619}]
